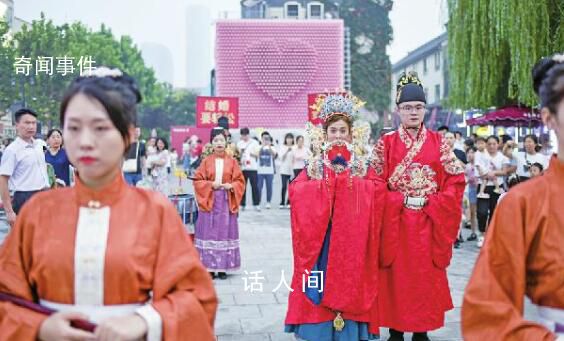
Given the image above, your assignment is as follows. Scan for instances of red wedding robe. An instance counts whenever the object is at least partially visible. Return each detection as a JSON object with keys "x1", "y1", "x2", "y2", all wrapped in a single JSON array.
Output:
[
  {"x1": 370, "y1": 125, "x2": 466, "y2": 332},
  {"x1": 284, "y1": 165, "x2": 385, "y2": 328},
  {"x1": 0, "y1": 174, "x2": 217, "y2": 340}
]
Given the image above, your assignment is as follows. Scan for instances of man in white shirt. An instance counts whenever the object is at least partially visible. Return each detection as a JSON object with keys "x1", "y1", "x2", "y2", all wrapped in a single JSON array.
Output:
[
  {"x1": 236, "y1": 127, "x2": 261, "y2": 211},
  {"x1": 0, "y1": 108, "x2": 50, "y2": 226}
]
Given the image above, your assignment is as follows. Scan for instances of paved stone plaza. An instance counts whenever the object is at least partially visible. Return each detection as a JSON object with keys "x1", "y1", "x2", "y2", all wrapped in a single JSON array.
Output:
[{"x1": 0, "y1": 176, "x2": 540, "y2": 341}]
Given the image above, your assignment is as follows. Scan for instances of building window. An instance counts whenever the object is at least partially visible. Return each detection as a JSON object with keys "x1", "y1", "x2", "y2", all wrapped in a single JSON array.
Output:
[
  {"x1": 286, "y1": 3, "x2": 300, "y2": 18},
  {"x1": 424, "y1": 87, "x2": 429, "y2": 99},
  {"x1": 423, "y1": 58, "x2": 427, "y2": 74},
  {"x1": 435, "y1": 51, "x2": 440, "y2": 70},
  {"x1": 308, "y1": 3, "x2": 323, "y2": 18},
  {"x1": 435, "y1": 84, "x2": 441, "y2": 102}
]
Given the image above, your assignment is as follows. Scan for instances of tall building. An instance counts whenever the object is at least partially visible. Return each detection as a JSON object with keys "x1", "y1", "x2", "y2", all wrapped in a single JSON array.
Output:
[
  {"x1": 240, "y1": 0, "x2": 351, "y2": 90},
  {"x1": 391, "y1": 32, "x2": 448, "y2": 109},
  {"x1": 141, "y1": 43, "x2": 174, "y2": 85},
  {"x1": 186, "y1": 5, "x2": 212, "y2": 92},
  {"x1": 389, "y1": 32, "x2": 463, "y2": 130},
  {"x1": 0, "y1": 0, "x2": 14, "y2": 29}
]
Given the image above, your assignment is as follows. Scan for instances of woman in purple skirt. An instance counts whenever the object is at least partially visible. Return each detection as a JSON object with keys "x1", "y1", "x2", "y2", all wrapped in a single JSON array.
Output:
[{"x1": 193, "y1": 130, "x2": 246, "y2": 280}]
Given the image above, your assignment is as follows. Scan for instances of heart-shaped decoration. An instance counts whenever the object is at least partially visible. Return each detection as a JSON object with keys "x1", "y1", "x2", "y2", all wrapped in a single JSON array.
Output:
[{"x1": 244, "y1": 39, "x2": 318, "y2": 103}]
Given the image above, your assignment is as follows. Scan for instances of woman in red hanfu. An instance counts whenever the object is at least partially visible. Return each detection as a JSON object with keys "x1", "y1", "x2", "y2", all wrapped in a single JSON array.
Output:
[
  {"x1": 370, "y1": 72, "x2": 466, "y2": 341},
  {"x1": 284, "y1": 92, "x2": 386, "y2": 341}
]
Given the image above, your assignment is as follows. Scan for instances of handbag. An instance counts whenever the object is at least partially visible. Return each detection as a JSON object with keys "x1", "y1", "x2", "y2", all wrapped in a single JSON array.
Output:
[{"x1": 122, "y1": 142, "x2": 140, "y2": 173}]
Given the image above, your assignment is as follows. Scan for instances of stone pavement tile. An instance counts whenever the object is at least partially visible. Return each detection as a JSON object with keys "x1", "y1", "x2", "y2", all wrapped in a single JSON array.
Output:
[
  {"x1": 215, "y1": 284, "x2": 246, "y2": 295},
  {"x1": 241, "y1": 316, "x2": 285, "y2": 334},
  {"x1": 215, "y1": 313, "x2": 243, "y2": 336},
  {"x1": 259, "y1": 304, "x2": 288, "y2": 320},
  {"x1": 444, "y1": 307, "x2": 462, "y2": 323},
  {"x1": 429, "y1": 322, "x2": 462, "y2": 340},
  {"x1": 217, "y1": 334, "x2": 270, "y2": 341},
  {"x1": 218, "y1": 294, "x2": 236, "y2": 305},
  {"x1": 269, "y1": 332, "x2": 296, "y2": 341},
  {"x1": 217, "y1": 305, "x2": 262, "y2": 319},
  {"x1": 234, "y1": 292, "x2": 278, "y2": 305}
]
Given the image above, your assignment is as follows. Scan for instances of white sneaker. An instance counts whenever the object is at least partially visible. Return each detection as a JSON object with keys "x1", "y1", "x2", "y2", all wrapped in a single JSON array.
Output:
[
  {"x1": 279, "y1": 205, "x2": 285, "y2": 209},
  {"x1": 254, "y1": 206, "x2": 261, "y2": 212},
  {"x1": 477, "y1": 236, "x2": 484, "y2": 248},
  {"x1": 286, "y1": 204, "x2": 291, "y2": 209},
  {"x1": 266, "y1": 203, "x2": 271, "y2": 209}
]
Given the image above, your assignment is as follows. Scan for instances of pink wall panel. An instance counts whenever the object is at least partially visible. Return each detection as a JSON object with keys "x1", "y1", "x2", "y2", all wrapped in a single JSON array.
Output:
[{"x1": 216, "y1": 20, "x2": 344, "y2": 128}]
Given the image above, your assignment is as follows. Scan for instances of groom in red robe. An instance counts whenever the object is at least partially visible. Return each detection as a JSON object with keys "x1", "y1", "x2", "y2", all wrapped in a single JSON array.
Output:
[{"x1": 369, "y1": 72, "x2": 466, "y2": 341}]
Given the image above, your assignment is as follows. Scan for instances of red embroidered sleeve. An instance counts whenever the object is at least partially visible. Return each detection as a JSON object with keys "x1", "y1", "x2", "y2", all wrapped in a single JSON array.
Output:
[
  {"x1": 370, "y1": 138, "x2": 385, "y2": 176},
  {"x1": 439, "y1": 138, "x2": 465, "y2": 175}
]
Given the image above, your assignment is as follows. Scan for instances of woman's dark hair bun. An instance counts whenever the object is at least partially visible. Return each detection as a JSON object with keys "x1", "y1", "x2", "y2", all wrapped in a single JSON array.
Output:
[{"x1": 532, "y1": 57, "x2": 556, "y2": 95}]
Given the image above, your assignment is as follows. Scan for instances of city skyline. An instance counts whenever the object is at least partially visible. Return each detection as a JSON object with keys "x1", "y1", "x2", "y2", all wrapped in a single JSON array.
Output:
[{"x1": 15, "y1": 0, "x2": 446, "y2": 88}]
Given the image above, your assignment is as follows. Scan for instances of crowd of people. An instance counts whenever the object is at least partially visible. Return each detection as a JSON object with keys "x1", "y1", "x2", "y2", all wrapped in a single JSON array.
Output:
[{"x1": 0, "y1": 52, "x2": 562, "y2": 341}]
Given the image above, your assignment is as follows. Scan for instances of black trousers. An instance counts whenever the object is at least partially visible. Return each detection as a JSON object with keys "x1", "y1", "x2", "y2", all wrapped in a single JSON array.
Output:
[
  {"x1": 477, "y1": 185, "x2": 501, "y2": 233},
  {"x1": 13, "y1": 190, "x2": 42, "y2": 214},
  {"x1": 280, "y1": 174, "x2": 291, "y2": 205},
  {"x1": 241, "y1": 170, "x2": 259, "y2": 207},
  {"x1": 293, "y1": 169, "x2": 302, "y2": 178}
]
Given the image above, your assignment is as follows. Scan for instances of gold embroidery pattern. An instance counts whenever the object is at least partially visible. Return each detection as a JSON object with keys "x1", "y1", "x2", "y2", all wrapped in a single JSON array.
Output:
[
  {"x1": 398, "y1": 125, "x2": 413, "y2": 149},
  {"x1": 369, "y1": 138, "x2": 385, "y2": 176},
  {"x1": 396, "y1": 163, "x2": 438, "y2": 197},
  {"x1": 439, "y1": 139, "x2": 465, "y2": 175},
  {"x1": 388, "y1": 125, "x2": 428, "y2": 190}
]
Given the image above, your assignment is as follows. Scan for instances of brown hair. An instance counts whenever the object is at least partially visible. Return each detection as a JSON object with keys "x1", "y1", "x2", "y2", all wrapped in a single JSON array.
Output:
[{"x1": 323, "y1": 114, "x2": 352, "y2": 133}]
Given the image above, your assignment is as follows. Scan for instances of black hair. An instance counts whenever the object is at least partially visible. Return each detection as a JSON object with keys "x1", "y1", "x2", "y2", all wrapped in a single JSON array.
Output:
[
  {"x1": 261, "y1": 131, "x2": 270, "y2": 137},
  {"x1": 523, "y1": 134, "x2": 539, "y2": 145},
  {"x1": 530, "y1": 162, "x2": 544, "y2": 172},
  {"x1": 466, "y1": 146, "x2": 478, "y2": 154},
  {"x1": 464, "y1": 138, "x2": 474, "y2": 148},
  {"x1": 437, "y1": 125, "x2": 449, "y2": 132},
  {"x1": 60, "y1": 69, "x2": 142, "y2": 149},
  {"x1": 284, "y1": 133, "x2": 295, "y2": 146},
  {"x1": 454, "y1": 131, "x2": 463, "y2": 137},
  {"x1": 296, "y1": 135, "x2": 304, "y2": 143},
  {"x1": 46, "y1": 128, "x2": 63, "y2": 140},
  {"x1": 155, "y1": 137, "x2": 168, "y2": 151},
  {"x1": 501, "y1": 135, "x2": 513, "y2": 144},
  {"x1": 240, "y1": 127, "x2": 250, "y2": 135},
  {"x1": 15, "y1": 108, "x2": 38, "y2": 122},
  {"x1": 532, "y1": 55, "x2": 564, "y2": 114},
  {"x1": 210, "y1": 127, "x2": 224, "y2": 142},
  {"x1": 476, "y1": 136, "x2": 487, "y2": 143},
  {"x1": 486, "y1": 135, "x2": 500, "y2": 143}
]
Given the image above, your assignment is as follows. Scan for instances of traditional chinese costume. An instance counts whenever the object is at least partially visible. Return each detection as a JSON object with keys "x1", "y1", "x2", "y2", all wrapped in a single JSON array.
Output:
[
  {"x1": 370, "y1": 124, "x2": 465, "y2": 333},
  {"x1": 462, "y1": 156, "x2": 564, "y2": 340},
  {"x1": 284, "y1": 93, "x2": 385, "y2": 341},
  {"x1": 0, "y1": 174, "x2": 217, "y2": 340},
  {"x1": 193, "y1": 152, "x2": 245, "y2": 273}
]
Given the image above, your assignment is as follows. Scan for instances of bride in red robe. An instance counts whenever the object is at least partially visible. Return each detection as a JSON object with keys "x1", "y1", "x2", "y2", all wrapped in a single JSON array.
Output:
[
  {"x1": 0, "y1": 68, "x2": 217, "y2": 340},
  {"x1": 284, "y1": 93, "x2": 385, "y2": 341},
  {"x1": 370, "y1": 72, "x2": 465, "y2": 341}
]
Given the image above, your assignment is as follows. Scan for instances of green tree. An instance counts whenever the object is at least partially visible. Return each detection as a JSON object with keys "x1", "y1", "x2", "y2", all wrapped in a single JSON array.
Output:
[
  {"x1": 8, "y1": 14, "x2": 164, "y2": 125},
  {"x1": 448, "y1": 0, "x2": 564, "y2": 109},
  {"x1": 321, "y1": 0, "x2": 393, "y2": 112},
  {"x1": 0, "y1": 19, "x2": 16, "y2": 116}
]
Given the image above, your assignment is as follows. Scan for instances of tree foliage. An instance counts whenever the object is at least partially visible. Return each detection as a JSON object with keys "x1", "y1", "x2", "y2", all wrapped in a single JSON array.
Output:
[
  {"x1": 1, "y1": 14, "x2": 196, "y2": 131},
  {"x1": 448, "y1": 0, "x2": 564, "y2": 109},
  {"x1": 0, "y1": 20, "x2": 17, "y2": 116},
  {"x1": 321, "y1": 0, "x2": 393, "y2": 113}
]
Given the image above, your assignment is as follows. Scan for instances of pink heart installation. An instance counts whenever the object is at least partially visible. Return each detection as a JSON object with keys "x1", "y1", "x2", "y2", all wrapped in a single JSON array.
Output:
[{"x1": 244, "y1": 39, "x2": 318, "y2": 103}]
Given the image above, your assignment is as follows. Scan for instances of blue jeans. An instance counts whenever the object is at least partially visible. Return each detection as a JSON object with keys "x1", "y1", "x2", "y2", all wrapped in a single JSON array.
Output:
[
  {"x1": 257, "y1": 173, "x2": 274, "y2": 204},
  {"x1": 124, "y1": 173, "x2": 142, "y2": 186}
]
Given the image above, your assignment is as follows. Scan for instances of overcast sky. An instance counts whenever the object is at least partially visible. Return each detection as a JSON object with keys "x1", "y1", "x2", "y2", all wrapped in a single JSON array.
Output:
[{"x1": 15, "y1": 0, "x2": 447, "y2": 87}]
